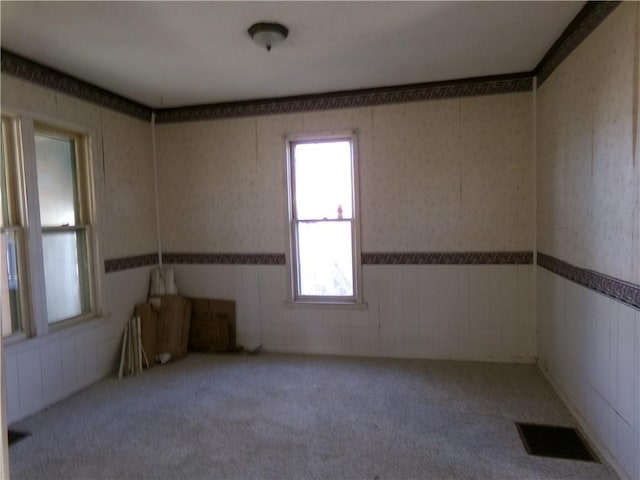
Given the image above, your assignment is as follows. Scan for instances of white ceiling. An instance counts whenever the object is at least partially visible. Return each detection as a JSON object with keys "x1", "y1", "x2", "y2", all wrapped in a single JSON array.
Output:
[{"x1": 1, "y1": 1, "x2": 584, "y2": 109}]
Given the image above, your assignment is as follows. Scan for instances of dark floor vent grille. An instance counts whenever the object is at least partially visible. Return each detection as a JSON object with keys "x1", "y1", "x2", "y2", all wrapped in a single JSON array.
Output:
[
  {"x1": 516, "y1": 423, "x2": 598, "y2": 462},
  {"x1": 8, "y1": 430, "x2": 29, "y2": 446}
]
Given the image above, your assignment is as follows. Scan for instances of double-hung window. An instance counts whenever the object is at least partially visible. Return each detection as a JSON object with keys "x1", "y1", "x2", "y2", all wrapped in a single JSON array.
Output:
[
  {"x1": 1, "y1": 116, "x2": 26, "y2": 337},
  {"x1": 286, "y1": 133, "x2": 361, "y2": 304},
  {"x1": 35, "y1": 126, "x2": 94, "y2": 324},
  {"x1": 1, "y1": 114, "x2": 97, "y2": 339}
]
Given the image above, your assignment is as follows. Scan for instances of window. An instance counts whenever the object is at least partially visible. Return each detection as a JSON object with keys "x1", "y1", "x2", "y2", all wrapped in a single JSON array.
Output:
[
  {"x1": 1, "y1": 114, "x2": 98, "y2": 339},
  {"x1": 35, "y1": 127, "x2": 93, "y2": 324},
  {"x1": 1, "y1": 117, "x2": 25, "y2": 337},
  {"x1": 286, "y1": 134, "x2": 361, "y2": 303}
]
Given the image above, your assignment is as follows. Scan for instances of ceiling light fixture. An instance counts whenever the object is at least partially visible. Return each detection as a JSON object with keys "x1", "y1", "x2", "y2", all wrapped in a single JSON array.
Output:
[{"x1": 248, "y1": 22, "x2": 289, "y2": 52}]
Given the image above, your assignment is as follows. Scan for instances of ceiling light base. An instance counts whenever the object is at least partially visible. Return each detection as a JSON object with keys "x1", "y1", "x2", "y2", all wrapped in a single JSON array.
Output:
[{"x1": 248, "y1": 22, "x2": 289, "y2": 52}]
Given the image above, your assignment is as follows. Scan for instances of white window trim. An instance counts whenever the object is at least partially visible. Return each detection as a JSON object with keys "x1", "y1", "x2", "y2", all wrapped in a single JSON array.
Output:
[
  {"x1": 19, "y1": 116, "x2": 48, "y2": 336},
  {"x1": 1, "y1": 115, "x2": 30, "y2": 342},
  {"x1": 1, "y1": 107, "x2": 106, "y2": 342},
  {"x1": 284, "y1": 130, "x2": 364, "y2": 307}
]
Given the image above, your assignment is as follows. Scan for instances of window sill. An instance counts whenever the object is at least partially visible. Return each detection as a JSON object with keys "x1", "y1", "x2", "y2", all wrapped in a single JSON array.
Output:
[
  {"x1": 1, "y1": 332, "x2": 27, "y2": 347},
  {"x1": 48, "y1": 312, "x2": 99, "y2": 333},
  {"x1": 284, "y1": 300, "x2": 368, "y2": 311}
]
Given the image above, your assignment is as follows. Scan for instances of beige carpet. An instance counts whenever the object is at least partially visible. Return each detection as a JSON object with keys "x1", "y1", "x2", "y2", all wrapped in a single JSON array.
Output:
[{"x1": 8, "y1": 353, "x2": 618, "y2": 479}]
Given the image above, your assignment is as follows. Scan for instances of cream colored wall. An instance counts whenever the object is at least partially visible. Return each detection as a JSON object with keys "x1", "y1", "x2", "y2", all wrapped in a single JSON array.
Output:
[
  {"x1": 536, "y1": 4, "x2": 640, "y2": 479},
  {"x1": 99, "y1": 110, "x2": 156, "y2": 259},
  {"x1": 536, "y1": 2, "x2": 639, "y2": 284},
  {"x1": 156, "y1": 92, "x2": 533, "y2": 253},
  {"x1": 0, "y1": 74, "x2": 157, "y2": 260}
]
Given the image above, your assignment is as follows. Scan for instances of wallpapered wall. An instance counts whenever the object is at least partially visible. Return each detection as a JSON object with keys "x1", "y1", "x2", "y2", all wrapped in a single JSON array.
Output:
[
  {"x1": 156, "y1": 92, "x2": 533, "y2": 254},
  {"x1": 536, "y1": 2, "x2": 639, "y2": 285},
  {"x1": 0, "y1": 74, "x2": 157, "y2": 261},
  {"x1": 536, "y1": 4, "x2": 640, "y2": 479}
]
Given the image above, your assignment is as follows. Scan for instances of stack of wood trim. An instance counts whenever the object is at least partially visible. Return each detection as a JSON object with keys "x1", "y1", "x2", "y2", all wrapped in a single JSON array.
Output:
[{"x1": 118, "y1": 316, "x2": 149, "y2": 378}]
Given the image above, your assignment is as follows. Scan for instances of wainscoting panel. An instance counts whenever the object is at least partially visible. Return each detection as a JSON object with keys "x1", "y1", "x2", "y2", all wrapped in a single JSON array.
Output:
[
  {"x1": 537, "y1": 267, "x2": 639, "y2": 480},
  {"x1": 3, "y1": 266, "x2": 154, "y2": 424},
  {"x1": 170, "y1": 263, "x2": 535, "y2": 363}
]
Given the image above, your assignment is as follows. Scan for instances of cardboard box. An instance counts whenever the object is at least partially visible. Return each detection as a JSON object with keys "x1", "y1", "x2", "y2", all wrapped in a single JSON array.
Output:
[
  {"x1": 156, "y1": 295, "x2": 192, "y2": 359},
  {"x1": 209, "y1": 299, "x2": 236, "y2": 349},
  {"x1": 188, "y1": 298, "x2": 236, "y2": 352},
  {"x1": 190, "y1": 316, "x2": 229, "y2": 352},
  {"x1": 136, "y1": 295, "x2": 191, "y2": 365}
]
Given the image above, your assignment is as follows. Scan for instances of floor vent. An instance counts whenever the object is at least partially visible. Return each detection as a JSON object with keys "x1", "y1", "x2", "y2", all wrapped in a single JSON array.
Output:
[
  {"x1": 516, "y1": 423, "x2": 598, "y2": 462},
  {"x1": 8, "y1": 430, "x2": 30, "y2": 446}
]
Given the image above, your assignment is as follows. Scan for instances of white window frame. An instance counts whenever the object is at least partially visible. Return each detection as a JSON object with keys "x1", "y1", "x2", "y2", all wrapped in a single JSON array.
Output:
[
  {"x1": 34, "y1": 123, "x2": 97, "y2": 327},
  {"x1": 1, "y1": 110, "x2": 102, "y2": 342},
  {"x1": 285, "y1": 131, "x2": 363, "y2": 306},
  {"x1": 1, "y1": 115, "x2": 29, "y2": 341}
]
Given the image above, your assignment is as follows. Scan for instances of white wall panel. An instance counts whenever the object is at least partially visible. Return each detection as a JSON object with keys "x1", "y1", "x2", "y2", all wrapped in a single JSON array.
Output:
[
  {"x1": 172, "y1": 263, "x2": 535, "y2": 363},
  {"x1": 4, "y1": 266, "x2": 153, "y2": 424},
  {"x1": 3, "y1": 354, "x2": 19, "y2": 424},
  {"x1": 15, "y1": 349, "x2": 42, "y2": 419},
  {"x1": 537, "y1": 268, "x2": 640, "y2": 480},
  {"x1": 40, "y1": 341, "x2": 64, "y2": 405}
]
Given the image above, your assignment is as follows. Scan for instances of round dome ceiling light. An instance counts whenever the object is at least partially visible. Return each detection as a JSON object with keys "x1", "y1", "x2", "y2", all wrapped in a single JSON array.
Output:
[{"x1": 248, "y1": 22, "x2": 289, "y2": 52}]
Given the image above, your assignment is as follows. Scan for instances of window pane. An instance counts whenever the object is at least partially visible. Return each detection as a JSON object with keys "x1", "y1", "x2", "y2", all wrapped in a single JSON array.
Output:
[
  {"x1": 297, "y1": 221, "x2": 353, "y2": 297},
  {"x1": 1, "y1": 123, "x2": 10, "y2": 223},
  {"x1": 294, "y1": 141, "x2": 353, "y2": 220},
  {"x1": 1, "y1": 230, "x2": 23, "y2": 336},
  {"x1": 42, "y1": 230, "x2": 90, "y2": 323},
  {"x1": 1, "y1": 120, "x2": 23, "y2": 337},
  {"x1": 35, "y1": 134, "x2": 77, "y2": 226}
]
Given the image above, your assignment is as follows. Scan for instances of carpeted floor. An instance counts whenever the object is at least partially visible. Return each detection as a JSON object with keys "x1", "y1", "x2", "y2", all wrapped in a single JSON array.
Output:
[{"x1": 8, "y1": 353, "x2": 618, "y2": 480}]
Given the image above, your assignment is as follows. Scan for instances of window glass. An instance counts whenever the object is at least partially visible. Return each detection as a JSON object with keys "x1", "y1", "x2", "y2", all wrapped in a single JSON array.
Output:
[
  {"x1": 297, "y1": 221, "x2": 353, "y2": 296},
  {"x1": 35, "y1": 134, "x2": 77, "y2": 227},
  {"x1": 42, "y1": 230, "x2": 90, "y2": 323},
  {"x1": 1, "y1": 119, "x2": 24, "y2": 336},
  {"x1": 1, "y1": 123, "x2": 10, "y2": 222},
  {"x1": 293, "y1": 141, "x2": 353, "y2": 220}
]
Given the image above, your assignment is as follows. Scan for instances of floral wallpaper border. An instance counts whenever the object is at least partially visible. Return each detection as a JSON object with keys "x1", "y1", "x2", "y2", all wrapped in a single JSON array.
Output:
[
  {"x1": 362, "y1": 251, "x2": 533, "y2": 265},
  {"x1": 1, "y1": 48, "x2": 152, "y2": 121},
  {"x1": 535, "y1": 1, "x2": 621, "y2": 86},
  {"x1": 162, "y1": 253, "x2": 287, "y2": 265},
  {"x1": 104, "y1": 253, "x2": 159, "y2": 273},
  {"x1": 105, "y1": 251, "x2": 536, "y2": 271},
  {"x1": 537, "y1": 252, "x2": 640, "y2": 310},
  {"x1": 154, "y1": 74, "x2": 533, "y2": 123}
]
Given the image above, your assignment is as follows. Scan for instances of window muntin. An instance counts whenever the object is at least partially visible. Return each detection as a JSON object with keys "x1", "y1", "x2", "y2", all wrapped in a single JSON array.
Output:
[
  {"x1": 287, "y1": 136, "x2": 360, "y2": 303},
  {"x1": 34, "y1": 128, "x2": 94, "y2": 324},
  {"x1": 1, "y1": 117, "x2": 25, "y2": 337}
]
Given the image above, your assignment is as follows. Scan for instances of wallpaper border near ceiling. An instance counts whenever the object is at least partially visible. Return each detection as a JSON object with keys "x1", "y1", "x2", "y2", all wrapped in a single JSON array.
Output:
[
  {"x1": 0, "y1": 2, "x2": 619, "y2": 122},
  {"x1": 537, "y1": 253, "x2": 640, "y2": 310},
  {"x1": 0, "y1": 48, "x2": 152, "y2": 121},
  {"x1": 534, "y1": 1, "x2": 621, "y2": 86},
  {"x1": 153, "y1": 74, "x2": 533, "y2": 123}
]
